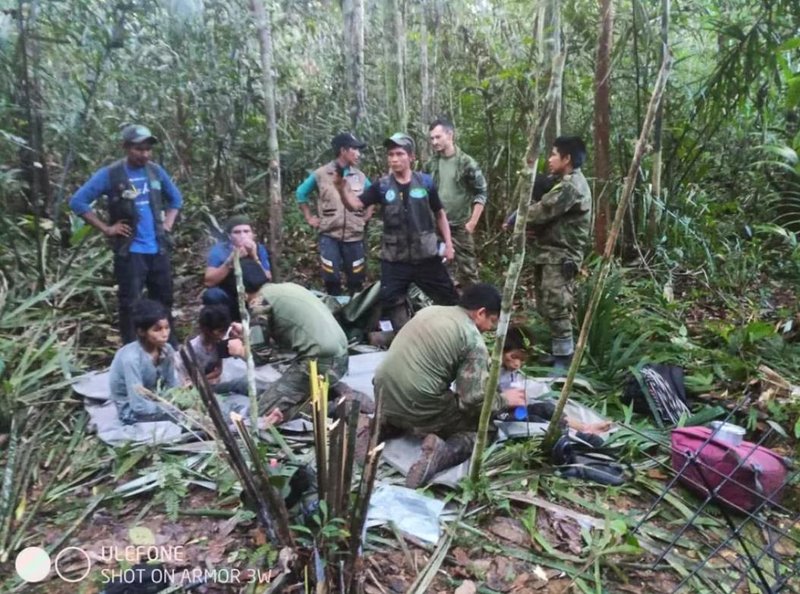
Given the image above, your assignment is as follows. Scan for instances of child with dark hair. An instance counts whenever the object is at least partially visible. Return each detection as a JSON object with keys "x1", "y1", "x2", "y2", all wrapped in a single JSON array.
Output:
[{"x1": 109, "y1": 299, "x2": 179, "y2": 424}]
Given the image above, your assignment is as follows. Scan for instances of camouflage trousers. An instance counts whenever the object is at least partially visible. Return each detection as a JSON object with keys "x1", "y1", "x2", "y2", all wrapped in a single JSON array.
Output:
[
  {"x1": 533, "y1": 263, "x2": 577, "y2": 356},
  {"x1": 257, "y1": 354, "x2": 349, "y2": 420},
  {"x1": 448, "y1": 225, "x2": 480, "y2": 287},
  {"x1": 381, "y1": 388, "x2": 481, "y2": 438}
]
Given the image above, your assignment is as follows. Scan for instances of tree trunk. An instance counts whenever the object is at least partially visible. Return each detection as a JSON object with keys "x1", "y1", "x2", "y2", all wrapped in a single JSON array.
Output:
[
  {"x1": 544, "y1": 0, "x2": 562, "y2": 145},
  {"x1": 593, "y1": 0, "x2": 614, "y2": 254},
  {"x1": 250, "y1": 0, "x2": 283, "y2": 278},
  {"x1": 342, "y1": 0, "x2": 366, "y2": 130},
  {"x1": 420, "y1": 0, "x2": 431, "y2": 159},
  {"x1": 647, "y1": 0, "x2": 670, "y2": 245},
  {"x1": 384, "y1": 0, "x2": 407, "y2": 130}
]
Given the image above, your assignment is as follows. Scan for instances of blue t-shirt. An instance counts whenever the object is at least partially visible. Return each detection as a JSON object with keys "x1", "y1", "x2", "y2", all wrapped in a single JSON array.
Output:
[
  {"x1": 207, "y1": 241, "x2": 271, "y2": 272},
  {"x1": 69, "y1": 162, "x2": 183, "y2": 254}
]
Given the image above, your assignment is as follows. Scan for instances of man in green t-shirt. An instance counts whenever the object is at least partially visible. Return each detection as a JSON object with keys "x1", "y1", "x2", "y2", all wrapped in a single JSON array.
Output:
[
  {"x1": 425, "y1": 117, "x2": 488, "y2": 288},
  {"x1": 374, "y1": 284, "x2": 525, "y2": 488},
  {"x1": 249, "y1": 282, "x2": 350, "y2": 420}
]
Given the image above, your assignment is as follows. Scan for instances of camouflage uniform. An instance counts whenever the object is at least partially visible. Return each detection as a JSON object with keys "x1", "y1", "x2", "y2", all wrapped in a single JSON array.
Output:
[
  {"x1": 374, "y1": 305, "x2": 505, "y2": 435},
  {"x1": 249, "y1": 283, "x2": 349, "y2": 419},
  {"x1": 528, "y1": 169, "x2": 592, "y2": 357},
  {"x1": 425, "y1": 148, "x2": 488, "y2": 287}
]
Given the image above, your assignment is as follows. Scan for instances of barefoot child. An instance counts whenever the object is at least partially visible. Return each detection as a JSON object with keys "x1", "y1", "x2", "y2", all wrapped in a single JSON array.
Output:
[
  {"x1": 499, "y1": 327, "x2": 611, "y2": 435},
  {"x1": 109, "y1": 299, "x2": 180, "y2": 424}
]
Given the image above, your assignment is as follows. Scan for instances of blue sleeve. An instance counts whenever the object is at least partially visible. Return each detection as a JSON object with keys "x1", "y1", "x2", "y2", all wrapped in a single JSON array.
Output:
[
  {"x1": 207, "y1": 243, "x2": 229, "y2": 267},
  {"x1": 364, "y1": 177, "x2": 372, "y2": 190},
  {"x1": 258, "y1": 244, "x2": 271, "y2": 271},
  {"x1": 295, "y1": 173, "x2": 317, "y2": 204},
  {"x1": 69, "y1": 167, "x2": 111, "y2": 215},
  {"x1": 156, "y1": 166, "x2": 183, "y2": 209}
]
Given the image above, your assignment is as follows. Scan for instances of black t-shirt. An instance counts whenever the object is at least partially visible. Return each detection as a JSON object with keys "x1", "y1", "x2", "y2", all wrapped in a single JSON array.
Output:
[{"x1": 360, "y1": 176, "x2": 443, "y2": 212}]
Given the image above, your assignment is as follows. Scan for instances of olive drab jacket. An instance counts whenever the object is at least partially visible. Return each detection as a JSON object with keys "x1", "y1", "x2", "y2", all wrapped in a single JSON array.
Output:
[
  {"x1": 313, "y1": 161, "x2": 368, "y2": 242},
  {"x1": 379, "y1": 172, "x2": 439, "y2": 262},
  {"x1": 107, "y1": 159, "x2": 169, "y2": 256},
  {"x1": 424, "y1": 147, "x2": 488, "y2": 226},
  {"x1": 528, "y1": 169, "x2": 592, "y2": 265}
]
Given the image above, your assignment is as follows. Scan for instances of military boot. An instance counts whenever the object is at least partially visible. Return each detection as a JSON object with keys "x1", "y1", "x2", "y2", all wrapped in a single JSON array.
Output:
[
  {"x1": 552, "y1": 354, "x2": 573, "y2": 370},
  {"x1": 405, "y1": 433, "x2": 475, "y2": 488}
]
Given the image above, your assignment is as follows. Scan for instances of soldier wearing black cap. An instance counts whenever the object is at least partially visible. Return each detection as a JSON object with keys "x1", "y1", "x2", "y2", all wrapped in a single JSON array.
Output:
[
  {"x1": 295, "y1": 132, "x2": 374, "y2": 296},
  {"x1": 70, "y1": 123, "x2": 183, "y2": 344},
  {"x1": 335, "y1": 132, "x2": 458, "y2": 332}
]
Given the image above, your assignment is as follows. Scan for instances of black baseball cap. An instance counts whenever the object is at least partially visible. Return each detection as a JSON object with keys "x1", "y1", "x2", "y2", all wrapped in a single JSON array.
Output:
[
  {"x1": 121, "y1": 124, "x2": 158, "y2": 145},
  {"x1": 383, "y1": 132, "x2": 415, "y2": 153},
  {"x1": 331, "y1": 132, "x2": 367, "y2": 151}
]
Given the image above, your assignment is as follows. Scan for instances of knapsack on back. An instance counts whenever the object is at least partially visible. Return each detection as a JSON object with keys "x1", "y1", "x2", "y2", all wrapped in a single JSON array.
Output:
[
  {"x1": 622, "y1": 363, "x2": 690, "y2": 427},
  {"x1": 671, "y1": 426, "x2": 790, "y2": 513}
]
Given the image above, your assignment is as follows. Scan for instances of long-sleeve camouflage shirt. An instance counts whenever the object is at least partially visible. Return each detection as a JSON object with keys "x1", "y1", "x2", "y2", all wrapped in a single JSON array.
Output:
[
  {"x1": 528, "y1": 169, "x2": 592, "y2": 264},
  {"x1": 375, "y1": 305, "x2": 505, "y2": 431}
]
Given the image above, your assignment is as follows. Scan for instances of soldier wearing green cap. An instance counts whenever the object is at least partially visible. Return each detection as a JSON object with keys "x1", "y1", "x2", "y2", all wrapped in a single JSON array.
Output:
[
  {"x1": 335, "y1": 132, "x2": 458, "y2": 331},
  {"x1": 70, "y1": 123, "x2": 183, "y2": 344}
]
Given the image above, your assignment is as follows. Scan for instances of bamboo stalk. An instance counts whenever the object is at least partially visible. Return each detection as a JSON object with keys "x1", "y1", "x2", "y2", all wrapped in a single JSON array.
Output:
[
  {"x1": 180, "y1": 342, "x2": 280, "y2": 545},
  {"x1": 542, "y1": 53, "x2": 673, "y2": 451},
  {"x1": 233, "y1": 251, "x2": 259, "y2": 431},
  {"x1": 0, "y1": 412, "x2": 21, "y2": 562},
  {"x1": 232, "y1": 414, "x2": 294, "y2": 546},
  {"x1": 469, "y1": 49, "x2": 567, "y2": 483}
]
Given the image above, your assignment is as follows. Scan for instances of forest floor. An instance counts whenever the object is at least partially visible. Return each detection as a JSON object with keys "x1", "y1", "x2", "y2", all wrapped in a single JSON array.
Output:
[{"x1": 1, "y1": 233, "x2": 799, "y2": 594}]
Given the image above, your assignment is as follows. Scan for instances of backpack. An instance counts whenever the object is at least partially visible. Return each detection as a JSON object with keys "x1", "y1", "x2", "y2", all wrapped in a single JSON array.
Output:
[
  {"x1": 671, "y1": 426, "x2": 790, "y2": 513},
  {"x1": 622, "y1": 363, "x2": 690, "y2": 427}
]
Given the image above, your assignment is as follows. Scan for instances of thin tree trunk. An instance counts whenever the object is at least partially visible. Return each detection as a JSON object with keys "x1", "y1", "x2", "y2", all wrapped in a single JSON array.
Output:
[
  {"x1": 469, "y1": 50, "x2": 567, "y2": 483},
  {"x1": 543, "y1": 54, "x2": 672, "y2": 451},
  {"x1": 250, "y1": 0, "x2": 283, "y2": 278},
  {"x1": 544, "y1": 0, "x2": 562, "y2": 145},
  {"x1": 384, "y1": 0, "x2": 407, "y2": 130},
  {"x1": 647, "y1": 0, "x2": 670, "y2": 244},
  {"x1": 593, "y1": 0, "x2": 614, "y2": 253},
  {"x1": 420, "y1": 0, "x2": 431, "y2": 158},
  {"x1": 343, "y1": 0, "x2": 366, "y2": 130}
]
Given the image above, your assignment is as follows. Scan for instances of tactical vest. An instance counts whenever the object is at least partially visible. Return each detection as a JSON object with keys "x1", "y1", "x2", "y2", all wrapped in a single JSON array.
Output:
[
  {"x1": 313, "y1": 161, "x2": 367, "y2": 242},
  {"x1": 379, "y1": 172, "x2": 438, "y2": 262},
  {"x1": 107, "y1": 159, "x2": 168, "y2": 255}
]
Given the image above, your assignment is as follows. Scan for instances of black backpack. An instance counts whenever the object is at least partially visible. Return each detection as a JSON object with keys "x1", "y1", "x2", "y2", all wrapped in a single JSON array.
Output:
[{"x1": 622, "y1": 363, "x2": 690, "y2": 427}]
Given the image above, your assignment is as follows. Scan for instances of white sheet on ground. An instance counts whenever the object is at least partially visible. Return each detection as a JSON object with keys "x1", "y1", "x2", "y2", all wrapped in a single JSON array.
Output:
[{"x1": 366, "y1": 484, "x2": 446, "y2": 544}]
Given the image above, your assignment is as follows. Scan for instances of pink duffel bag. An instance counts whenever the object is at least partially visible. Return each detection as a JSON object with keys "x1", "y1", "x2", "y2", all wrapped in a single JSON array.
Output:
[{"x1": 670, "y1": 426, "x2": 790, "y2": 513}]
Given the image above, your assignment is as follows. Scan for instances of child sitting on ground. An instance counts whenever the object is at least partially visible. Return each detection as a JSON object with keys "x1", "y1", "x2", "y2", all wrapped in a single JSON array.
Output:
[
  {"x1": 109, "y1": 299, "x2": 181, "y2": 425},
  {"x1": 177, "y1": 304, "x2": 282, "y2": 428},
  {"x1": 499, "y1": 327, "x2": 611, "y2": 435}
]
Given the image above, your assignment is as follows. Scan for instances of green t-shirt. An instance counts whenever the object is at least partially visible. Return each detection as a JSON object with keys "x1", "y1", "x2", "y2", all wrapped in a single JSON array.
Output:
[
  {"x1": 253, "y1": 283, "x2": 348, "y2": 359},
  {"x1": 375, "y1": 306, "x2": 504, "y2": 427},
  {"x1": 436, "y1": 154, "x2": 472, "y2": 225}
]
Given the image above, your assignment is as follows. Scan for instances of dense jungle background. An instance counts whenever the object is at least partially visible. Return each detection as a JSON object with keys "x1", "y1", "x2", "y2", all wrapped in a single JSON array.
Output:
[{"x1": 1, "y1": 0, "x2": 800, "y2": 592}]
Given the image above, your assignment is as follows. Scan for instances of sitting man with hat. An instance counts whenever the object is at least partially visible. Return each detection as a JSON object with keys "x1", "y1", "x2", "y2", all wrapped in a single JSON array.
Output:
[{"x1": 203, "y1": 215, "x2": 272, "y2": 320}]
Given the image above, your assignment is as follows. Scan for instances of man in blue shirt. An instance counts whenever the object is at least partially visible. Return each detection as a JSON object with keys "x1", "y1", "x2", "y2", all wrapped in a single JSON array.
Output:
[
  {"x1": 295, "y1": 132, "x2": 373, "y2": 295},
  {"x1": 70, "y1": 124, "x2": 183, "y2": 344},
  {"x1": 203, "y1": 215, "x2": 271, "y2": 320}
]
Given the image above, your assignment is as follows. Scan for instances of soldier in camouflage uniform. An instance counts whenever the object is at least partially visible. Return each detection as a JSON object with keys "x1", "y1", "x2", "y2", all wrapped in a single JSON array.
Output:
[
  {"x1": 425, "y1": 117, "x2": 488, "y2": 288},
  {"x1": 248, "y1": 282, "x2": 350, "y2": 420},
  {"x1": 373, "y1": 284, "x2": 526, "y2": 488},
  {"x1": 528, "y1": 136, "x2": 592, "y2": 369}
]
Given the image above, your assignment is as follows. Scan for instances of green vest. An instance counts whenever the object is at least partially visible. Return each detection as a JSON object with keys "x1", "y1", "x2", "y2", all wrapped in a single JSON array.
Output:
[
  {"x1": 380, "y1": 172, "x2": 438, "y2": 262},
  {"x1": 107, "y1": 159, "x2": 168, "y2": 256}
]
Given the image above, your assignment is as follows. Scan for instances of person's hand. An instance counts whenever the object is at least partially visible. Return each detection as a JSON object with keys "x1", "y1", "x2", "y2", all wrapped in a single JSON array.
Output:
[
  {"x1": 227, "y1": 338, "x2": 245, "y2": 358},
  {"x1": 444, "y1": 243, "x2": 455, "y2": 262},
  {"x1": 206, "y1": 365, "x2": 222, "y2": 385},
  {"x1": 229, "y1": 323, "x2": 243, "y2": 338},
  {"x1": 502, "y1": 388, "x2": 526, "y2": 408},
  {"x1": 465, "y1": 220, "x2": 477, "y2": 234},
  {"x1": 243, "y1": 239, "x2": 258, "y2": 258},
  {"x1": 265, "y1": 269, "x2": 272, "y2": 281},
  {"x1": 306, "y1": 214, "x2": 321, "y2": 228},
  {"x1": 105, "y1": 221, "x2": 132, "y2": 238},
  {"x1": 264, "y1": 408, "x2": 284, "y2": 426},
  {"x1": 163, "y1": 221, "x2": 174, "y2": 233}
]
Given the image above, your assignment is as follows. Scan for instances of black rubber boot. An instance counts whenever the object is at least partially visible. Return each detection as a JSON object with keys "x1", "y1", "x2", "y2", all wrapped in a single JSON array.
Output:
[{"x1": 552, "y1": 354, "x2": 573, "y2": 370}]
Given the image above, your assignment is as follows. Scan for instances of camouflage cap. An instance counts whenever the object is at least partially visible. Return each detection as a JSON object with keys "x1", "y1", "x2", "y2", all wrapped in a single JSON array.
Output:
[
  {"x1": 121, "y1": 124, "x2": 158, "y2": 145},
  {"x1": 383, "y1": 132, "x2": 415, "y2": 153}
]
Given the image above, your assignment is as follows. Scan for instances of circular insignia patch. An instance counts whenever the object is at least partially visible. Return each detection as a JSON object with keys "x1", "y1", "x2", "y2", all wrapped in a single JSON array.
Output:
[
  {"x1": 409, "y1": 187, "x2": 428, "y2": 199},
  {"x1": 385, "y1": 189, "x2": 397, "y2": 202}
]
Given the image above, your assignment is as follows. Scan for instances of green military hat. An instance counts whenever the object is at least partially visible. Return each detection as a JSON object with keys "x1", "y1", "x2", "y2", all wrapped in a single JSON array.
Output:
[{"x1": 384, "y1": 132, "x2": 415, "y2": 153}]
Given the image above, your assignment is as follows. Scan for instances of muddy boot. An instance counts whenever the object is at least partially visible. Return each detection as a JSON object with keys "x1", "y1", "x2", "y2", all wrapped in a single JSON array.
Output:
[
  {"x1": 354, "y1": 414, "x2": 374, "y2": 465},
  {"x1": 330, "y1": 382, "x2": 375, "y2": 415},
  {"x1": 405, "y1": 433, "x2": 476, "y2": 489}
]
